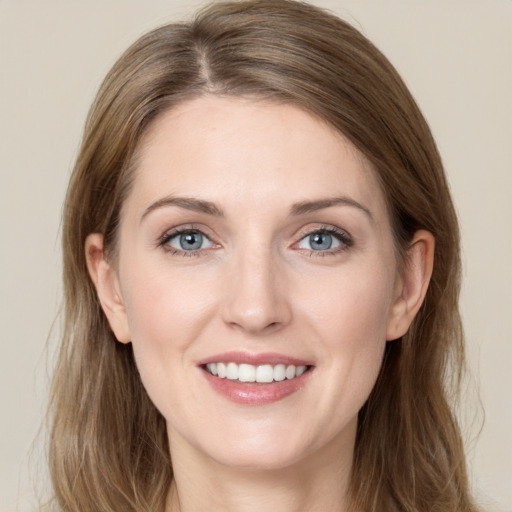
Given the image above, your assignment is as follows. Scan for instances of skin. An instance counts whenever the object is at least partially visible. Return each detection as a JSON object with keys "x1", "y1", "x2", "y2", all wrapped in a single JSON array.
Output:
[{"x1": 86, "y1": 96, "x2": 434, "y2": 512}]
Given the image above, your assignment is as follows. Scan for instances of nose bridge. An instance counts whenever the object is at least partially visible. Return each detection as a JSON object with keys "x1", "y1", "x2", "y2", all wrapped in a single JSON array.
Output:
[{"x1": 222, "y1": 238, "x2": 290, "y2": 334}]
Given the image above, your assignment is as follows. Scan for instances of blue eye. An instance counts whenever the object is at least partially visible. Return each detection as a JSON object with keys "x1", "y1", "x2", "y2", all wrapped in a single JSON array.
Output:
[
  {"x1": 310, "y1": 232, "x2": 335, "y2": 250},
  {"x1": 165, "y1": 230, "x2": 214, "y2": 252},
  {"x1": 296, "y1": 229, "x2": 351, "y2": 253}
]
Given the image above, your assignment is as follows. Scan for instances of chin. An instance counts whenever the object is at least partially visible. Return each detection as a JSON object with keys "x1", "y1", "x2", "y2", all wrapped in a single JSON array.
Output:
[
  {"x1": 210, "y1": 444, "x2": 306, "y2": 471},
  {"x1": 196, "y1": 423, "x2": 319, "y2": 471}
]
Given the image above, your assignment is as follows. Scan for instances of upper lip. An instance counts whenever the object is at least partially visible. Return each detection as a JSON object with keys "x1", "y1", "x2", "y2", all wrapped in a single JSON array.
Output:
[{"x1": 197, "y1": 351, "x2": 313, "y2": 367}]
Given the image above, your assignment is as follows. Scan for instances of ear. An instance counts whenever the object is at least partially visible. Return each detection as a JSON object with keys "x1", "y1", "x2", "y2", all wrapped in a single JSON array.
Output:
[
  {"x1": 386, "y1": 230, "x2": 435, "y2": 341},
  {"x1": 85, "y1": 233, "x2": 131, "y2": 344}
]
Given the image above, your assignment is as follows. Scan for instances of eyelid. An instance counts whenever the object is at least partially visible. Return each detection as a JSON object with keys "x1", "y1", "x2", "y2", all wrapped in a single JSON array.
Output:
[
  {"x1": 158, "y1": 224, "x2": 220, "y2": 256},
  {"x1": 291, "y1": 225, "x2": 353, "y2": 255},
  {"x1": 156, "y1": 223, "x2": 352, "y2": 257}
]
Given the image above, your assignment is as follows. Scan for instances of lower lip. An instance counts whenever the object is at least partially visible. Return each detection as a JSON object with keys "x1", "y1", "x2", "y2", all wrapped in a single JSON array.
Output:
[{"x1": 201, "y1": 367, "x2": 312, "y2": 405}]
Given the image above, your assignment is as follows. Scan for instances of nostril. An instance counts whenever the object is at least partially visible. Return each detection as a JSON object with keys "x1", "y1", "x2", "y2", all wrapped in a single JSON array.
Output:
[{"x1": 221, "y1": 274, "x2": 293, "y2": 333}]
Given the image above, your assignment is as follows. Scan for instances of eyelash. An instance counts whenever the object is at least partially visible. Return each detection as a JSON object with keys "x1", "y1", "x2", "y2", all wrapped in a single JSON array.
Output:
[
  {"x1": 295, "y1": 226, "x2": 353, "y2": 258},
  {"x1": 157, "y1": 225, "x2": 353, "y2": 258},
  {"x1": 158, "y1": 226, "x2": 213, "y2": 257}
]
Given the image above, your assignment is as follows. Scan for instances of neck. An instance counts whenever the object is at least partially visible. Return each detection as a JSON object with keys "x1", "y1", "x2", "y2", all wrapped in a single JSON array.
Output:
[{"x1": 165, "y1": 423, "x2": 356, "y2": 512}]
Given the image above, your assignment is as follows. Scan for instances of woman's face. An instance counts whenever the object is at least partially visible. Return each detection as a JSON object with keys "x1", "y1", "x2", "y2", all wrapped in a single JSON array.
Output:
[{"x1": 99, "y1": 96, "x2": 410, "y2": 470}]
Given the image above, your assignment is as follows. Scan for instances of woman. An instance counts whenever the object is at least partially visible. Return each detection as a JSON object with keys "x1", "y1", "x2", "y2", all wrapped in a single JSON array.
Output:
[{"x1": 48, "y1": 1, "x2": 479, "y2": 511}]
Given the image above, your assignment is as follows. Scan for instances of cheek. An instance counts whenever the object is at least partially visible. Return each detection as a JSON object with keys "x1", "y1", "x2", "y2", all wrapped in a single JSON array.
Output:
[
  {"x1": 122, "y1": 258, "x2": 217, "y2": 343},
  {"x1": 300, "y1": 261, "x2": 395, "y2": 346},
  {"x1": 119, "y1": 258, "x2": 223, "y2": 408},
  {"x1": 120, "y1": 278, "x2": 196, "y2": 421},
  {"x1": 298, "y1": 263, "x2": 394, "y2": 412}
]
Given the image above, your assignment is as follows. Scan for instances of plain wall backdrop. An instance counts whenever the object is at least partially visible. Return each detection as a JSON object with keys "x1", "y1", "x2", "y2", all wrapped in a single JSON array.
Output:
[{"x1": 1, "y1": 1, "x2": 511, "y2": 510}]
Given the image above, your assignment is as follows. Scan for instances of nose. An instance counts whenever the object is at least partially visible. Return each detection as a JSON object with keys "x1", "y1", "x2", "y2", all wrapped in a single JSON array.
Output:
[{"x1": 221, "y1": 246, "x2": 292, "y2": 335}]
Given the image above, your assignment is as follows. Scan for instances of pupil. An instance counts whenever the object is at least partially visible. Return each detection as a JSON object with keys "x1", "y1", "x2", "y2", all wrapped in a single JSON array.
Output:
[
  {"x1": 180, "y1": 232, "x2": 202, "y2": 250},
  {"x1": 311, "y1": 232, "x2": 332, "y2": 250}
]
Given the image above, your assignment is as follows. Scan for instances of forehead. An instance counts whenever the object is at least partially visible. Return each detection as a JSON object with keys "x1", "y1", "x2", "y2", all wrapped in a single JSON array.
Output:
[{"x1": 126, "y1": 95, "x2": 387, "y2": 219}]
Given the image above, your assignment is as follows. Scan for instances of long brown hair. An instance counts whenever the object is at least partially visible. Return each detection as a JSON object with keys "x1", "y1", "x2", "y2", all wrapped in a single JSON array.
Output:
[{"x1": 48, "y1": 1, "x2": 477, "y2": 510}]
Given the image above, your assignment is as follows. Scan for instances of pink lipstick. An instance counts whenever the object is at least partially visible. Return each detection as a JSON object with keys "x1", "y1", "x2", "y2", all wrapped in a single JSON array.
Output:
[{"x1": 198, "y1": 352, "x2": 314, "y2": 405}]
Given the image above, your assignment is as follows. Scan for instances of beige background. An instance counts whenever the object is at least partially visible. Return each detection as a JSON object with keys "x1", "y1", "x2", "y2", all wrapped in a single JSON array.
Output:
[{"x1": 1, "y1": 1, "x2": 511, "y2": 511}]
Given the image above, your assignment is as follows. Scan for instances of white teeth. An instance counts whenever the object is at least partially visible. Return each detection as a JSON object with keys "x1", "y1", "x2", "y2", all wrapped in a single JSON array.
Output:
[
  {"x1": 238, "y1": 363, "x2": 256, "y2": 382},
  {"x1": 206, "y1": 363, "x2": 217, "y2": 376},
  {"x1": 205, "y1": 362, "x2": 309, "y2": 382},
  {"x1": 217, "y1": 362, "x2": 227, "y2": 378},
  {"x1": 273, "y1": 364, "x2": 286, "y2": 381},
  {"x1": 226, "y1": 362, "x2": 238, "y2": 380},
  {"x1": 296, "y1": 365, "x2": 307, "y2": 377},
  {"x1": 256, "y1": 364, "x2": 274, "y2": 383}
]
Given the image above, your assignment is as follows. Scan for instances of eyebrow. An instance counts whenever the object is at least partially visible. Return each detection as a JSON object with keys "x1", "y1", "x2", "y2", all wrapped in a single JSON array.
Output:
[
  {"x1": 141, "y1": 194, "x2": 372, "y2": 222},
  {"x1": 290, "y1": 196, "x2": 373, "y2": 221},
  {"x1": 141, "y1": 196, "x2": 224, "y2": 221}
]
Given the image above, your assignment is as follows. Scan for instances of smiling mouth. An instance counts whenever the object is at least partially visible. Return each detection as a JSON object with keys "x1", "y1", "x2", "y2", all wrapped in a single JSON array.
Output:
[{"x1": 203, "y1": 362, "x2": 310, "y2": 383}]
